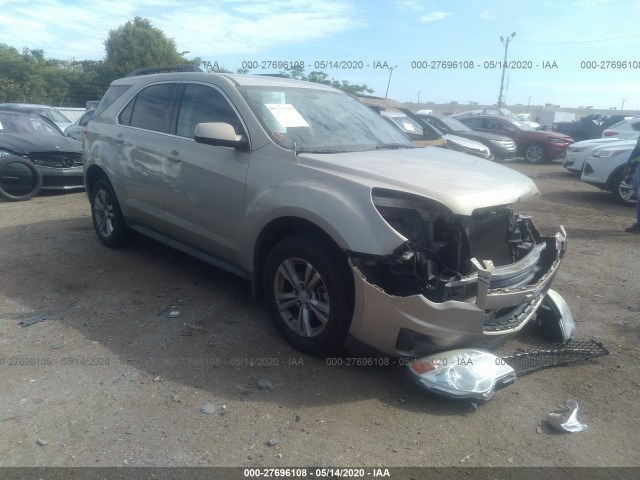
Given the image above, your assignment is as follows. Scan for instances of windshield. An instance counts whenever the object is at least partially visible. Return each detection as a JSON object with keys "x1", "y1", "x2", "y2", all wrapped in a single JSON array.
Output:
[
  {"x1": 428, "y1": 115, "x2": 472, "y2": 133},
  {"x1": 382, "y1": 111, "x2": 424, "y2": 135},
  {"x1": 35, "y1": 108, "x2": 70, "y2": 123},
  {"x1": 237, "y1": 86, "x2": 414, "y2": 152},
  {"x1": 0, "y1": 113, "x2": 63, "y2": 136}
]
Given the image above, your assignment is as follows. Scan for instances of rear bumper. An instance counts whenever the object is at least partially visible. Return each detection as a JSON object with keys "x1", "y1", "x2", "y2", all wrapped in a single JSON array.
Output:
[{"x1": 346, "y1": 227, "x2": 568, "y2": 357}]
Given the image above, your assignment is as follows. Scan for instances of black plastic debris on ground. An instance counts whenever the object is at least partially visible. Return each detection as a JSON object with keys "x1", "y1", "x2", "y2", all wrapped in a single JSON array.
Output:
[
  {"x1": 18, "y1": 313, "x2": 48, "y2": 327},
  {"x1": 503, "y1": 339, "x2": 609, "y2": 376}
]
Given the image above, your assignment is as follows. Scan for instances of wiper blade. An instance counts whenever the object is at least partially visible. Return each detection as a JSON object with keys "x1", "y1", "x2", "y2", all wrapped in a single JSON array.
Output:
[
  {"x1": 298, "y1": 149, "x2": 349, "y2": 154},
  {"x1": 373, "y1": 143, "x2": 415, "y2": 150}
]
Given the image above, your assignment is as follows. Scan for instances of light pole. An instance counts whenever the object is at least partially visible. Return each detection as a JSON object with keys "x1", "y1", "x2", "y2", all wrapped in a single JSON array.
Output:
[
  {"x1": 385, "y1": 65, "x2": 398, "y2": 98},
  {"x1": 497, "y1": 32, "x2": 516, "y2": 108},
  {"x1": 527, "y1": 95, "x2": 532, "y2": 113},
  {"x1": 417, "y1": 90, "x2": 421, "y2": 110},
  {"x1": 621, "y1": 99, "x2": 626, "y2": 112}
]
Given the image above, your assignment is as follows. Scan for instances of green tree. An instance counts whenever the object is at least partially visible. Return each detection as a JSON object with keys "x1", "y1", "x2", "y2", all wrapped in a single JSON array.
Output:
[
  {"x1": 103, "y1": 17, "x2": 190, "y2": 79},
  {"x1": 278, "y1": 66, "x2": 373, "y2": 95}
]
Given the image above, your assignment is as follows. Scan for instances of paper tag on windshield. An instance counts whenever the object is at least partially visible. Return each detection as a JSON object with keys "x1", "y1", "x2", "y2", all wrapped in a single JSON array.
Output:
[
  {"x1": 402, "y1": 122, "x2": 416, "y2": 132},
  {"x1": 265, "y1": 104, "x2": 310, "y2": 128}
]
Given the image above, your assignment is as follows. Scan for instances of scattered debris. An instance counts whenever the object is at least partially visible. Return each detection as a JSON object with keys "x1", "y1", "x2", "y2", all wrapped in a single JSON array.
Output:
[
  {"x1": 536, "y1": 426, "x2": 543, "y2": 434},
  {"x1": 544, "y1": 400, "x2": 588, "y2": 433},
  {"x1": 295, "y1": 415, "x2": 301, "y2": 423},
  {"x1": 459, "y1": 452, "x2": 475, "y2": 463},
  {"x1": 168, "y1": 310, "x2": 182, "y2": 318},
  {"x1": 257, "y1": 379, "x2": 272, "y2": 390},
  {"x1": 153, "y1": 376, "x2": 161, "y2": 382},
  {"x1": 267, "y1": 438, "x2": 279, "y2": 447},
  {"x1": 503, "y1": 340, "x2": 610, "y2": 376},
  {"x1": 184, "y1": 323, "x2": 205, "y2": 331},
  {"x1": 200, "y1": 403, "x2": 216, "y2": 414},
  {"x1": 36, "y1": 439, "x2": 48, "y2": 446},
  {"x1": 172, "y1": 395, "x2": 180, "y2": 402},
  {"x1": 18, "y1": 313, "x2": 48, "y2": 327},
  {"x1": 224, "y1": 319, "x2": 236, "y2": 325},
  {"x1": 50, "y1": 343, "x2": 64, "y2": 350}
]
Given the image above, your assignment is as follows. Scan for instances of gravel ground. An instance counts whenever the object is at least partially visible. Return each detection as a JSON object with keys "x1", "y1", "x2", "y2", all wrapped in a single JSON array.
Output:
[{"x1": 0, "y1": 160, "x2": 639, "y2": 472}]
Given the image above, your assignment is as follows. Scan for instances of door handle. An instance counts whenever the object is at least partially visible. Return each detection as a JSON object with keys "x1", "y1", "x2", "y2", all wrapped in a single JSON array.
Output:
[{"x1": 164, "y1": 150, "x2": 182, "y2": 163}]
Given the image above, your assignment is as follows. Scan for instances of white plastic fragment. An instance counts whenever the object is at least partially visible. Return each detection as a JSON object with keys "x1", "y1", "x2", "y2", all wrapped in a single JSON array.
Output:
[{"x1": 544, "y1": 400, "x2": 587, "y2": 433}]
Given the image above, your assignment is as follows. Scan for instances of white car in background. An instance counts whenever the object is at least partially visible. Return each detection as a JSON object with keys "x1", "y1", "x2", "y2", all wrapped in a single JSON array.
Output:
[
  {"x1": 580, "y1": 139, "x2": 637, "y2": 205},
  {"x1": 563, "y1": 137, "x2": 634, "y2": 174},
  {"x1": 601, "y1": 117, "x2": 640, "y2": 139}
]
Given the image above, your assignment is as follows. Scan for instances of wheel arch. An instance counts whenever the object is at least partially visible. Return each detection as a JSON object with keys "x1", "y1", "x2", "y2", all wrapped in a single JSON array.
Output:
[
  {"x1": 252, "y1": 216, "x2": 347, "y2": 300},
  {"x1": 605, "y1": 163, "x2": 628, "y2": 192},
  {"x1": 84, "y1": 164, "x2": 110, "y2": 198}
]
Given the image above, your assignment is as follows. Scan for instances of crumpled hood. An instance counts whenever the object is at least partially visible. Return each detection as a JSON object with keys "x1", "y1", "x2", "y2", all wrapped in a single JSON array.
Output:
[
  {"x1": 298, "y1": 147, "x2": 539, "y2": 215},
  {"x1": 0, "y1": 133, "x2": 82, "y2": 155}
]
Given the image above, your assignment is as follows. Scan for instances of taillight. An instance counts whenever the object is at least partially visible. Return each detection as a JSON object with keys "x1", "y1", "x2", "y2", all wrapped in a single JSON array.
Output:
[
  {"x1": 602, "y1": 130, "x2": 617, "y2": 137},
  {"x1": 81, "y1": 127, "x2": 87, "y2": 149}
]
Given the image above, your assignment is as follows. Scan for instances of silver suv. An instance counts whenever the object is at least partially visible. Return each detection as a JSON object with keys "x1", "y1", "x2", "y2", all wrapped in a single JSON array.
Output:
[{"x1": 84, "y1": 72, "x2": 567, "y2": 358}]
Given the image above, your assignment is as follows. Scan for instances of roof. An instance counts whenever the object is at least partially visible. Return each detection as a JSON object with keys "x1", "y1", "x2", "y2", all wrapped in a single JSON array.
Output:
[{"x1": 111, "y1": 72, "x2": 335, "y2": 91}]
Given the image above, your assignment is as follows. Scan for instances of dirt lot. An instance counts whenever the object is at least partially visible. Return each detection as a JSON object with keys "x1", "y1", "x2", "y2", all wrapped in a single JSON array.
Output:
[{"x1": 0, "y1": 160, "x2": 639, "y2": 471}]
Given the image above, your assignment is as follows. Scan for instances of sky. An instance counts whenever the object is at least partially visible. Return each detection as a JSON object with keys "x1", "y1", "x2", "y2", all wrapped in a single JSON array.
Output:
[{"x1": 2, "y1": 0, "x2": 640, "y2": 110}]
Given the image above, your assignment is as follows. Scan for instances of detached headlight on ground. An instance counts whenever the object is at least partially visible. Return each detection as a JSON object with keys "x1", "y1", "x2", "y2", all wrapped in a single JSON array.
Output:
[{"x1": 407, "y1": 349, "x2": 517, "y2": 401}]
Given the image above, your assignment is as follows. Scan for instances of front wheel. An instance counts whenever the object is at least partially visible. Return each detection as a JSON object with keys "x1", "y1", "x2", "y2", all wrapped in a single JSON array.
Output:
[
  {"x1": 524, "y1": 143, "x2": 547, "y2": 163},
  {"x1": 263, "y1": 234, "x2": 354, "y2": 356},
  {"x1": 611, "y1": 169, "x2": 636, "y2": 206},
  {"x1": 90, "y1": 179, "x2": 134, "y2": 247}
]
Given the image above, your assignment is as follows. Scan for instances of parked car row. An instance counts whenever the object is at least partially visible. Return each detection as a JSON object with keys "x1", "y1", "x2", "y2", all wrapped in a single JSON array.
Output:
[{"x1": 456, "y1": 115, "x2": 574, "y2": 163}]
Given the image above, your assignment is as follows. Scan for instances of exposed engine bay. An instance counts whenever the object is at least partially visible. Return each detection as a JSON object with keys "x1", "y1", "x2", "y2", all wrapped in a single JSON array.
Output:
[{"x1": 350, "y1": 188, "x2": 558, "y2": 306}]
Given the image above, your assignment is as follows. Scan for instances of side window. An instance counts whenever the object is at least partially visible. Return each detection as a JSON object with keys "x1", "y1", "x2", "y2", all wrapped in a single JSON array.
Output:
[
  {"x1": 176, "y1": 84, "x2": 243, "y2": 139},
  {"x1": 462, "y1": 117, "x2": 482, "y2": 129},
  {"x1": 632, "y1": 121, "x2": 640, "y2": 132},
  {"x1": 122, "y1": 83, "x2": 178, "y2": 133},
  {"x1": 487, "y1": 120, "x2": 504, "y2": 130}
]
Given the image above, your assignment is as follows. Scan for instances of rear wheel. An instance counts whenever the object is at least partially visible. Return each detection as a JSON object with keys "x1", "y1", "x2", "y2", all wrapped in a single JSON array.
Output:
[
  {"x1": 524, "y1": 143, "x2": 547, "y2": 163},
  {"x1": 611, "y1": 169, "x2": 636, "y2": 206},
  {"x1": 263, "y1": 234, "x2": 354, "y2": 356},
  {"x1": 90, "y1": 179, "x2": 134, "y2": 247}
]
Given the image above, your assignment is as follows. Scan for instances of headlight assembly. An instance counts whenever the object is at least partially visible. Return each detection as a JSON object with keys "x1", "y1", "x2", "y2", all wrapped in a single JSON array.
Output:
[{"x1": 407, "y1": 349, "x2": 517, "y2": 400}]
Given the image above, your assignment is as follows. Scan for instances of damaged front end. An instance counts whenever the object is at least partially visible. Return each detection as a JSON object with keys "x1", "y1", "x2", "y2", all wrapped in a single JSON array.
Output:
[{"x1": 346, "y1": 188, "x2": 567, "y2": 357}]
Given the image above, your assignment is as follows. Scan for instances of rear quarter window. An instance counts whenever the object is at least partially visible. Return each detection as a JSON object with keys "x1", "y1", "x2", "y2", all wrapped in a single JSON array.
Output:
[{"x1": 94, "y1": 85, "x2": 132, "y2": 118}]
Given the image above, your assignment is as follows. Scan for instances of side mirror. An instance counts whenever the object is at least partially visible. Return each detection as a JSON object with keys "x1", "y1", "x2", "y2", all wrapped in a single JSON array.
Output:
[{"x1": 194, "y1": 122, "x2": 249, "y2": 151}]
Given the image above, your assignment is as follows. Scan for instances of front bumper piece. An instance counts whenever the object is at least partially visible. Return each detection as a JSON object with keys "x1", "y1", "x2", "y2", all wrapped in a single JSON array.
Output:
[{"x1": 346, "y1": 227, "x2": 568, "y2": 357}]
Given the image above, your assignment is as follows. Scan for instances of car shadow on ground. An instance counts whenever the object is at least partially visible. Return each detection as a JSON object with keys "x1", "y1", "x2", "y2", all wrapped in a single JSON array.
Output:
[{"x1": 0, "y1": 215, "x2": 511, "y2": 418}]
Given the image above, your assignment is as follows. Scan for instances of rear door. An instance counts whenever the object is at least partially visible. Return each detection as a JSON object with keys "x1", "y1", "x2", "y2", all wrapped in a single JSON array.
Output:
[{"x1": 116, "y1": 82, "x2": 180, "y2": 234}]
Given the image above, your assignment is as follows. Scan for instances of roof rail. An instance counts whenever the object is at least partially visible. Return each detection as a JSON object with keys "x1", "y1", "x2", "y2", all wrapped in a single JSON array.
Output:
[{"x1": 125, "y1": 65, "x2": 204, "y2": 77}]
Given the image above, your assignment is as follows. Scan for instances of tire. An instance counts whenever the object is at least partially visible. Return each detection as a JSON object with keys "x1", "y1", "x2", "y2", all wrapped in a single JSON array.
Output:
[
  {"x1": 263, "y1": 234, "x2": 354, "y2": 356},
  {"x1": 611, "y1": 169, "x2": 636, "y2": 207},
  {"x1": 90, "y1": 179, "x2": 134, "y2": 247},
  {"x1": 0, "y1": 155, "x2": 42, "y2": 201},
  {"x1": 523, "y1": 143, "x2": 547, "y2": 163}
]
